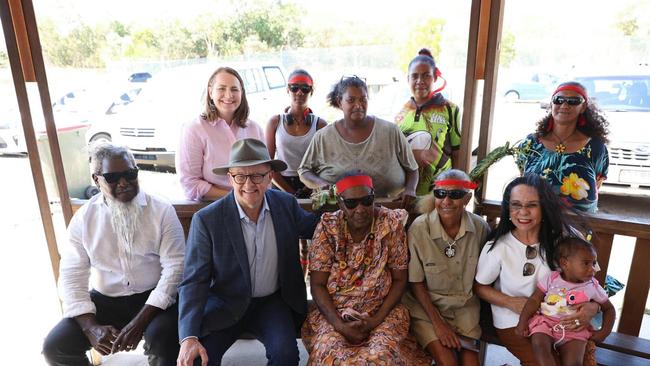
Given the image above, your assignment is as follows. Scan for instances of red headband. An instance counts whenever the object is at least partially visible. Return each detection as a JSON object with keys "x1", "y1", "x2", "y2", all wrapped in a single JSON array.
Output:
[
  {"x1": 434, "y1": 179, "x2": 478, "y2": 190},
  {"x1": 288, "y1": 74, "x2": 313, "y2": 86},
  {"x1": 336, "y1": 175, "x2": 373, "y2": 194},
  {"x1": 552, "y1": 84, "x2": 588, "y2": 101}
]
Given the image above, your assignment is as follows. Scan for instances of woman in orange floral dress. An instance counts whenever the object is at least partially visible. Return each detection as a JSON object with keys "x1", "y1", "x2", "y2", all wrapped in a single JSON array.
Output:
[{"x1": 302, "y1": 172, "x2": 432, "y2": 365}]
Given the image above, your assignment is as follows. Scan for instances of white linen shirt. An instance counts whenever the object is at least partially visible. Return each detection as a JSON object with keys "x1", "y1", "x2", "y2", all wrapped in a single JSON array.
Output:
[{"x1": 58, "y1": 191, "x2": 185, "y2": 318}]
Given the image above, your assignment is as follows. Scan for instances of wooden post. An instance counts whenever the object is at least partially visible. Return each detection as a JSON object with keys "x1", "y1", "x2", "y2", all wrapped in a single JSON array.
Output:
[
  {"x1": 475, "y1": 0, "x2": 505, "y2": 203},
  {"x1": 617, "y1": 238, "x2": 650, "y2": 336},
  {"x1": 458, "y1": 0, "x2": 483, "y2": 173},
  {"x1": 0, "y1": 0, "x2": 61, "y2": 283},
  {"x1": 593, "y1": 232, "x2": 613, "y2": 285},
  {"x1": 21, "y1": 0, "x2": 74, "y2": 226}
]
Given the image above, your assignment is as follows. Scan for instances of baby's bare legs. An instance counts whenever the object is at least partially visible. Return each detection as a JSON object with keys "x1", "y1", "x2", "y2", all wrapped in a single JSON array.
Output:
[{"x1": 531, "y1": 333, "x2": 558, "y2": 366}]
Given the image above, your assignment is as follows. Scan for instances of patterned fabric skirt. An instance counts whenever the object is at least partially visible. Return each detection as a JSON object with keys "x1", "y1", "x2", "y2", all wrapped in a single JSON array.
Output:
[{"x1": 302, "y1": 303, "x2": 432, "y2": 366}]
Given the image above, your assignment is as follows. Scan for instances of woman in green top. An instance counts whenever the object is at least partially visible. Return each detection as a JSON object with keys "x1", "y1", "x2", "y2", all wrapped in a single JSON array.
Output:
[{"x1": 396, "y1": 48, "x2": 462, "y2": 196}]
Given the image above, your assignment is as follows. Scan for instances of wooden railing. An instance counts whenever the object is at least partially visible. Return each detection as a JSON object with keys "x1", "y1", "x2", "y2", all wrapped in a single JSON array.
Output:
[
  {"x1": 476, "y1": 199, "x2": 650, "y2": 337},
  {"x1": 71, "y1": 197, "x2": 650, "y2": 337}
]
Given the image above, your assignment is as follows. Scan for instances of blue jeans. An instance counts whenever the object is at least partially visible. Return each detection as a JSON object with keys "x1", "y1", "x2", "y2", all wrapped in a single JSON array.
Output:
[{"x1": 199, "y1": 291, "x2": 300, "y2": 366}]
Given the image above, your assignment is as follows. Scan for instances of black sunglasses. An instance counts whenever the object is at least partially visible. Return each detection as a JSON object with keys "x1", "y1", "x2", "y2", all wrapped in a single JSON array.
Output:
[
  {"x1": 433, "y1": 189, "x2": 469, "y2": 200},
  {"x1": 288, "y1": 84, "x2": 312, "y2": 94},
  {"x1": 98, "y1": 168, "x2": 139, "y2": 184},
  {"x1": 552, "y1": 95, "x2": 584, "y2": 106},
  {"x1": 339, "y1": 194, "x2": 374, "y2": 209},
  {"x1": 523, "y1": 245, "x2": 538, "y2": 276}
]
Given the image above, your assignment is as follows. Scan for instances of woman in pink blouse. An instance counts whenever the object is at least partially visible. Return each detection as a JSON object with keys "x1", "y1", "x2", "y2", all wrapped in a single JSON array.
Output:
[{"x1": 177, "y1": 66, "x2": 264, "y2": 200}]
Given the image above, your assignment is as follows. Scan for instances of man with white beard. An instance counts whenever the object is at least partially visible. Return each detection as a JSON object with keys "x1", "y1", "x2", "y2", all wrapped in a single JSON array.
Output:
[{"x1": 43, "y1": 143, "x2": 185, "y2": 366}]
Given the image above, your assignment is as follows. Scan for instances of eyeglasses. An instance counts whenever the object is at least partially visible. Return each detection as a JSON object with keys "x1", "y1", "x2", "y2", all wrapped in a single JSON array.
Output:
[
  {"x1": 98, "y1": 168, "x2": 138, "y2": 184},
  {"x1": 552, "y1": 95, "x2": 584, "y2": 106},
  {"x1": 433, "y1": 189, "x2": 469, "y2": 200},
  {"x1": 229, "y1": 171, "x2": 271, "y2": 185},
  {"x1": 339, "y1": 194, "x2": 374, "y2": 209},
  {"x1": 288, "y1": 84, "x2": 312, "y2": 94},
  {"x1": 509, "y1": 201, "x2": 540, "y2": 211},
  {"x1": 523, "y1": 245, "x2": 538, "y2": 276}
]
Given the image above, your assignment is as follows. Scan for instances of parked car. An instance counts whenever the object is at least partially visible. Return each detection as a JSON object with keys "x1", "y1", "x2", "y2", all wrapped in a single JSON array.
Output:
[
  {"x1": 500, "y1": 72, "x2": 559, "y2": 102},
  {"x1": 571, "y1": 71, "x2": 650, "y2": 190},
  {"x1": 0, "y1": 108, "x2": 26, "y2": 156},
  {"x1": 108, "y1": 62, "x2": 287, "y2": 169},
  {"x1": 128, "y1": 72, "x2": 153, "y2": 83}
]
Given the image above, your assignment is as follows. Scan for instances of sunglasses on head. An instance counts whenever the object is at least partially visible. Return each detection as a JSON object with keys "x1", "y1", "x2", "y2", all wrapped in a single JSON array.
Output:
[
  {"x1": 288, "y1": 84, "x2": 312, "y2": 94},
  {"x1": 339, "y1": 194, "x2": 374, "y2": 209},
  {"x1": 523, "y1": 245, "x2": 538, "y2": 276},
  {"x1": 433, "y1": 189, "x2": 469, "y2": 200},
  {"x1": 99, "y1": 168, "x2": 138, "y2": 184},
  {"x1": 552, "y1": 95, "x2": 584, "y2": 106}
]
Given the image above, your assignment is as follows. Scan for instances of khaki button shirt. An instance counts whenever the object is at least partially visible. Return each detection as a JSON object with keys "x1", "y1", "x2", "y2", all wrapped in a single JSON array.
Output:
[{"x1": 403, "y1": 210, "x2": 490, "y2": 337}]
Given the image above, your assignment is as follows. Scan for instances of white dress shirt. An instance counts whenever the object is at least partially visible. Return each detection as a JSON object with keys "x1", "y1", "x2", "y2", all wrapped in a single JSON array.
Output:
[{"x1": 58, "y1": 191, "x2": 185, "y2": 318}]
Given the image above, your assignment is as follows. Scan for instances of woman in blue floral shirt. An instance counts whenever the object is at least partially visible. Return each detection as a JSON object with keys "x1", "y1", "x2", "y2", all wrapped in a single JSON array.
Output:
[{"x1": 516, "y1": 81, "x2": 610, "y2": 213}]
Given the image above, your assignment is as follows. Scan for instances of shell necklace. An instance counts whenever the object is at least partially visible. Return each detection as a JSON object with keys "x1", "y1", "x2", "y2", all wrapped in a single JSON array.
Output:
[{"x1": 444, "y1": 239, "x2": 458, "y2": 258}]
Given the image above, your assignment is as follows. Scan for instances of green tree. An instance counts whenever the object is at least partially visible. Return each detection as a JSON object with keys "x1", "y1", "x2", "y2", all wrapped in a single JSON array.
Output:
[
  {"x1": 500, "y1": 31, "x2": 516, "y2": 68},
  {"x1": 40, "y1": 20, "x2": 106, "y2": 67},
  {"x1": 124, "y1": 29, "x2": 158, "y2": 58},
  {"x1": 616, "y1": 17, "x2": 639, "y2": 36},
  {"x1": 0, "y1": 49, "x2": 8, "y2": 68},
  {"x1": 398, "y1": 18, "x2": 445, "y2": 71}
]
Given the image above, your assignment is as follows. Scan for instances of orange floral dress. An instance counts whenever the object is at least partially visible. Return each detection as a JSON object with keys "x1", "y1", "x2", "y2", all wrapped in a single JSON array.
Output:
[{"x1": 302, "y1": 207, "x2": 432, "y2": 365}]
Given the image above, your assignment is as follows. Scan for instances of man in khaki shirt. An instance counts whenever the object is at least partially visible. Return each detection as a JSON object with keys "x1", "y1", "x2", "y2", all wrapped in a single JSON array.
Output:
[{"x1": 403, "y1": 170, "x2": 490, "y2": 366}]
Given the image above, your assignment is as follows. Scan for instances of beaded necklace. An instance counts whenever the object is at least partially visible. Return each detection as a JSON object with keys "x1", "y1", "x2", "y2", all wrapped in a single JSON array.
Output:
[
  {"x1": 333, "y1": 215, "x2": 376, "y2": 293},
  {"x1": 551, "y1": 129, "x2": 577, "y2": 154}
]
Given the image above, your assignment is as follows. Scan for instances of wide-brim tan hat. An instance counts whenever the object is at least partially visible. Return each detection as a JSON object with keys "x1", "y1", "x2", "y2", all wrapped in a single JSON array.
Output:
[{"x1": 212, "y1": 138, "x2": 287, "y2": 175}]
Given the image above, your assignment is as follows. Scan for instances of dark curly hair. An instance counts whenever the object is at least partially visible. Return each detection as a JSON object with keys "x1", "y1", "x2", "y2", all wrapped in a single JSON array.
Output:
[
  {"x1": 554, "y1": 236, "x2": 596, "y2": 266},
  {"x1": 486, "y1": 174, "x2": 589, "y2": 270},
  {"x1": 326, "y1": 75, "x2": 368, "y2": 109},
  {"x1": 535, "y1": 81, "x2": 610, "y2": 144}
]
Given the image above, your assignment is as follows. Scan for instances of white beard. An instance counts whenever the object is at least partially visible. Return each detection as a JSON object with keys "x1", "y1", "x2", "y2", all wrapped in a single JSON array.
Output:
[{"x1": 106, "y1": 195, "x2": 142, "y2": 259}]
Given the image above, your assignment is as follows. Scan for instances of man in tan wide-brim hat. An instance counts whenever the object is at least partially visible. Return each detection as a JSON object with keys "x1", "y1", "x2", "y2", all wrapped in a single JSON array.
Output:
[{"x1": 177, "y1": 138, "x2": 319, "y2": 366}]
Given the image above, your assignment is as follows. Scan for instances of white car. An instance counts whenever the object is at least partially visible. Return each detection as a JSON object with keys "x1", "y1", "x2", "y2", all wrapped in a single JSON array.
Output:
[
  {"x1": 573, "y1": 71, "x2": 650, "y2": 190},
  {"x1": 107, "y1": 62, "x2": 287, "y2": 170}
]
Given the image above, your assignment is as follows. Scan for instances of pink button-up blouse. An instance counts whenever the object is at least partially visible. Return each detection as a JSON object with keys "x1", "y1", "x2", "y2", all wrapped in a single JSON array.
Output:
[{"x1": 177, "y1": 116, "x2": 264, "y2": 200}]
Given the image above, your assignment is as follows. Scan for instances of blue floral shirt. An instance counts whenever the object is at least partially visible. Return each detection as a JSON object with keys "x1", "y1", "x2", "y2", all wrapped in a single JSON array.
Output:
[{"x1": 516, "y1": 134, "x2": 609, "y2": 213}]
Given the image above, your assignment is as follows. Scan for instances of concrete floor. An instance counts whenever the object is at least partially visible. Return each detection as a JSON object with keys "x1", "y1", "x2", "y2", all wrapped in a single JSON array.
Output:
[{"x1": 99, "y1": 339, "x2": 521, "y2": 366}]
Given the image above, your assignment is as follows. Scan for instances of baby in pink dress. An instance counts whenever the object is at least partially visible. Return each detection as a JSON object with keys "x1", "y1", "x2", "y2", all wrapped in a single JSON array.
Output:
[{"x1": 515, "y1": 237, "x2": 615, "y2": 365}]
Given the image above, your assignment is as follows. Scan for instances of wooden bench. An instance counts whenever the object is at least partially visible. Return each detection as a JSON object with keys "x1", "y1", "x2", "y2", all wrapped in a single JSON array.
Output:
[
  {"x1": 479, "y1": 326, "x2": 650, "y2": 366},
  {"x1": 72, "y1": 198, "x2": 650, "y2": 364}
]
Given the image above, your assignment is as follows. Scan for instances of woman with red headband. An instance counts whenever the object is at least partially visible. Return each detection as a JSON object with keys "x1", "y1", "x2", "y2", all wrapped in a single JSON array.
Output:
[
  {"x1": 396, "y1": 48, "x2": 462, "y2": 196},
  {"x1": 265, "y1": 69, "x2": 327, "y2": 198},
  {"x1": 302, "y1": 171, "x2": 432, "y2": 365},
  {"x1": 403, "y1": 170, "x2": 490, "y2": 366},
  {"x1": 515, "y1": 81, "x2": 610, "y2": 213}
]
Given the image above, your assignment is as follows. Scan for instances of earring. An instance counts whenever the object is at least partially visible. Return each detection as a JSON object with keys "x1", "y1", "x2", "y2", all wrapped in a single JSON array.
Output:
[
  {"x1": 546, "y1": 117, "x2": 554, "y2": 132},
  {"x1": 209, "y1": 99, "x2": 217, "y2": 112},
  {"x1": 578, "y1": 114, "x2": 587, "y2": 126}
]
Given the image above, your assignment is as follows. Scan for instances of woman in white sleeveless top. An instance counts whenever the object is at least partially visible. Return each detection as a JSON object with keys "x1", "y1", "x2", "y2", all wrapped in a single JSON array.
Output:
[{"x1": 265, "y1": 69, "x2": 327, "y2": 198}]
